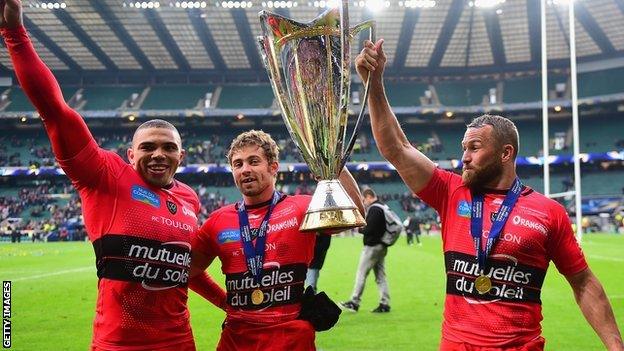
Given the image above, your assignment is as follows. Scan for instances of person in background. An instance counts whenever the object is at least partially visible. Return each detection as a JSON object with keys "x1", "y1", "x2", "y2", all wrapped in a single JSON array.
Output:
[
  {"x1": 340, "y1": 187, "x2": 391, "y2": 313},
  {"x1": 305, "y1": 232, "x2": 332, "y2": 293}
]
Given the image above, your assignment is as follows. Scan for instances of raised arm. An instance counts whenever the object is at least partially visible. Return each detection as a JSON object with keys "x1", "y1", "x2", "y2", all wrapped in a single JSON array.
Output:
[
  {"x1": 566, "y1": 268, "x2": 624, "y2": 350},
  {"x1": 356, "y1": 39, "x2": 436, "y2": 194},
  {"x1": 1, "y1": 0, "x2": 93, "y2": 160}
]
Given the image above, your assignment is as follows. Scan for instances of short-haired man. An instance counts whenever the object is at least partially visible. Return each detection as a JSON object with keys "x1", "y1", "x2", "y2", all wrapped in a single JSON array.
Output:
[
  {"x1": 355, "y1": 39, "x2": 623, "y2": 350},
  {"x1": 190, "y1": 130, "x2": 365, "y2": 350},
  {"x1": 340, "y1": 187, "x2": 391, "y2": 313},
  {"x1": 1, "y1": 1, "x2": 225, "y2": 349}
]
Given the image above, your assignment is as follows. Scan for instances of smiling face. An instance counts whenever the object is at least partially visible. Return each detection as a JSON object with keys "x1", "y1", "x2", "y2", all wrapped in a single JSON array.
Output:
[
  {"x1": 127, "y1": 127, "x2": 185, "y2": 188},
  {"x1": 230, "y1": 145, "x2": 278, "y2": 204},
  {"x1": 461, "y1": 125, "x2": 504, "y2": 191}
]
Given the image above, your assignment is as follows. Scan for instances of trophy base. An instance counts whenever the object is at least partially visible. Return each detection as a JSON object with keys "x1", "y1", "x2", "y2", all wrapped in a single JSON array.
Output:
[{"x1": 299, "y1": 180, "x2": 366, "y2": 233}]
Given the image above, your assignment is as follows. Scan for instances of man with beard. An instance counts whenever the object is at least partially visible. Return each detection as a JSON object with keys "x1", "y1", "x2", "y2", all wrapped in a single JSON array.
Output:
[
  {"x1": 1, "y1": 1, "x2": 226, "y2": 349},
  {"x1": 355, "y1": 39, "x2": 623, "y2": 350},
  {"x1": 190, "y1": 130, "x2": 364, "y2": 350}
]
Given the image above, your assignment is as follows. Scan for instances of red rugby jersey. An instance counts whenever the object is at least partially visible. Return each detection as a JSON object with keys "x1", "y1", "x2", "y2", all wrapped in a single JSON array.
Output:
[
  {"x1": 417, "y1": 168, "x2": 587, "y2": 347},
  {"x1": 193, "y1": 194, "x2": 316, "y2": 326},
  {"x1": 2, "y1": 26, "x2": 202, "y2": 350},
  {"x1": 61, "y1": 140, "x2": 201, "y2": 350}
]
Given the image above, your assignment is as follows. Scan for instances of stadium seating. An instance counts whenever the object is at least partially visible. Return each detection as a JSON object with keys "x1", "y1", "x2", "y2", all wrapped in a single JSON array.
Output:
[
  {"x1": 435, "y1": 79, "x2": 496, "y2": 106},
  {"x1": 579, "y1": 116, "x2": 624, "y2": 153},
  {"x1": 81, "y1": 86, "x2": 142, "y2": 110},
  {"x1": 578, "y1": 67, "x2": 624, "y2": 98},
  {"x1": 385, "y1": 82, "x2": 429, "y2": 106},
  {"x1": 142, "y1": 85, "x2": 213, "y2": 110},
  {"x1": 1, "y1": 66, "x2": 622, "y2": 115},
  {"x1": 503, "y1": 77, "x2": 541, "y2": 104},
  {"x1": 2, "y1": 86, "x2": 77, "y2": 112},
  {"x1": 521, "y1": 171, "x2": 624, "y2": 196},
  {"x1": 216, "y1": 85, "x2": 274, "y2": 109}
]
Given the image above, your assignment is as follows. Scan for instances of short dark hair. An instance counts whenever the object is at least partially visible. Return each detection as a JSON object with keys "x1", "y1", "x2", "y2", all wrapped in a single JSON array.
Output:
[
  {"x1": 227, "y1": 130, "x2": 279, "y2": 165},
  {"x1": 132, "y1": 119, "x2": 181, "y2": 144},
  {"x1": 362, "y1": 188, "x2": 377, "y2": 198},
  {"x1": 467, "y1": 114, "x2": 519, "y2": 159}
]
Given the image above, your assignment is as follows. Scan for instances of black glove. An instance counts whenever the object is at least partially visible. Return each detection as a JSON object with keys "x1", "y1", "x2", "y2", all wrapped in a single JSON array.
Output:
[{"x1": 297, "y1": 286, "x2": 342, "y2": 332}]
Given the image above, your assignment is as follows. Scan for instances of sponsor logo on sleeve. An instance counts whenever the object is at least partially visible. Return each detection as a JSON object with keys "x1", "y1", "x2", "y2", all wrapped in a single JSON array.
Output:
[
  {"x1": 457, "y1": 200, "x2": 471, "y2": 218},
  {"x1": 131, "y1": 185, "x2": 161, "y2": 208},
  {"x1": 217, "y1": 217, "x2": 300, "y2": 246},
  {"x1": 182, "y1": 205, "x2": 197, "y2": 220},
  {"x1": 218, "y1": 230, "x2": 241, "y2": 244},
  {"x1": 512, "y1": 215, "x2": 548, "y2": 236}
]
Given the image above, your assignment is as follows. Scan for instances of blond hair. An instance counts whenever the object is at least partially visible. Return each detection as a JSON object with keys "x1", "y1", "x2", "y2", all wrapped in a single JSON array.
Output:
[{"x1": 227, "y1": 130, "x2": 279, "y2": 164}]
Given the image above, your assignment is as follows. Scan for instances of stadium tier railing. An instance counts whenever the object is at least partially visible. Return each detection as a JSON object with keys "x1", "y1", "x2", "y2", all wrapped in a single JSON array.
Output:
[
  {"x1": 1, "y1": 92, "x2": 623, "y2": 120},
  {"x1": 2, "y1": 152, "x2": 624, "y2": 177}
]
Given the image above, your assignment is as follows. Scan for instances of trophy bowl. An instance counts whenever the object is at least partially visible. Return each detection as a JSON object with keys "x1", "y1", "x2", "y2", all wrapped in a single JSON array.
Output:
[{"x1": 258, "y1": 2, "x2": 374, "y2": 232}]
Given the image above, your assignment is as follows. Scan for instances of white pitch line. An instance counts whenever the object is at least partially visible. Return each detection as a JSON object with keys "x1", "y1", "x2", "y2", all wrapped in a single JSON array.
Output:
[{"x1": 11, "y1": 266, "x2": 94, "y2": 281}]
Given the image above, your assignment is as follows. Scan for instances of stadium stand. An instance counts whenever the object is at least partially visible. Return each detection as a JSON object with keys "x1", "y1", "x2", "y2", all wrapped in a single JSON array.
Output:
[
  {"x1": 216, "y1": 85, "x2": 274, "y2": 109},
  {"x1": 385, "y1": 82, "x2": 429, "y2": 106},
  {"x1": 81, "y1": 86, "x2": 143, "y2": 110},
  {"x1": 578, "y1": 67, "x2": 624, "y2": 98},
  {"x1": 2, "y1": 86, "x2": 78, "y2": 112},
  {"x1": 142, "y1": 85, "x2": 213, "y2": 110},
  {"x1": 503, "y1": 76, "x2": 542, "y2": 104},
  {"x1": 2, "y1": 113, "x2": 624, "y2": 168},
  {"x1": 435, "y1": 79, "x2": 497, "y2": 106}
]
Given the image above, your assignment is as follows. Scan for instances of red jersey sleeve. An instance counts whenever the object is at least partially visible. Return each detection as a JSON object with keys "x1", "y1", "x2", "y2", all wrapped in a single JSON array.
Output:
[
  {"x1": 416, "y1": 167, "x2": 458, "y2": 219},
  {"x1": 56, "y1": 139, "x2": 126, "y2": 188},
  {"x1": 546, "y1": 202, "x2": 588, "y2": 276},
  {"x1": 189, "y1": 271, "x2": 227, "y2": 311},
  {"x1": 2, "y1": 26, "x2": 95, "y2": 161}
]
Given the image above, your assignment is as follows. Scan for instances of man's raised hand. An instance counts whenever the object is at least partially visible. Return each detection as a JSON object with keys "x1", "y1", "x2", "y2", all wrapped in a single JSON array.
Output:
[
  {"x1": 0, "y1": 0, "x2": 23, "y2": 30},
  {"x1": 355, "y1": 39, "x2": 386, "y2": 84}
]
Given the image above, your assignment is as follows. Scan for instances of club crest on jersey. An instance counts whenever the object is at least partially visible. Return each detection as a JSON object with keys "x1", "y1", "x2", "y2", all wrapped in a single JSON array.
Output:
[
  {"x1": 166, "y1": 200, "x2": 177, "y2": 214},
  {"x1": 490, "y1": 211, "x2": 499, "y2": 222},
  {"x1": 457, "y1": 200, "x2": 471, "y2": 218},
  {"x1": 131, "y1": 185, "x2": 161, "y2": 208},
  {"x1": 217, "y1": 229, "x2": 241, "y2": 244}
]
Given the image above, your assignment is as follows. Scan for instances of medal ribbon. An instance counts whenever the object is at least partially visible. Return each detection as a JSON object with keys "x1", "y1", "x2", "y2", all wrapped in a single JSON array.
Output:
[
  {"x1": 470, "y1": 178, "x2": 523, "y2": 274},
  {"x1": 237, "y1": 191, "x2": 281, "y2": 284}
]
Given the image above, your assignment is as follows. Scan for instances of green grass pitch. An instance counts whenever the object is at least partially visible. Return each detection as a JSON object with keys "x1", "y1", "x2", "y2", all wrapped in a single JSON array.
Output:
[{"x1": 1, "y1": 234, "x2": 623, "y2": 350}]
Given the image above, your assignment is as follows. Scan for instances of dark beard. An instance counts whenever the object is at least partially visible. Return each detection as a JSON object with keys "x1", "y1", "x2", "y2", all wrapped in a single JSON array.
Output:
[{"x1": 462, "y1": 159, "x2": 503, "y2": 191}]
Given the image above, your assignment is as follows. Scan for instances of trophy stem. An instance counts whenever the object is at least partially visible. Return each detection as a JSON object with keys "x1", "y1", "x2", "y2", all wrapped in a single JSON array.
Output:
[{"x1": 300, "y1": 180, "x2": 366, "y2": 232}]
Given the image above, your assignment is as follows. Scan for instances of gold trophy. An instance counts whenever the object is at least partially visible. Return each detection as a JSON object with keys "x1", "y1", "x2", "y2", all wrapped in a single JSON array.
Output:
[{"x1": 258, "y1": 1, "x2": 374, "y2": 232}]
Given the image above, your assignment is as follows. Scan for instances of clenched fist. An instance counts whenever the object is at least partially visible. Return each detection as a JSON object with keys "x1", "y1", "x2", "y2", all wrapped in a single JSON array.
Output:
[{"x1": 355, "y1": 39, "x2": 386, "y2": 84}]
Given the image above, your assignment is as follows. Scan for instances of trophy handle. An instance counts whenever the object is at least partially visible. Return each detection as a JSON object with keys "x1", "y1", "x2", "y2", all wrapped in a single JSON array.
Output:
[{"x1": 338, "y1": 21, "x2": 376, "y2": 172}]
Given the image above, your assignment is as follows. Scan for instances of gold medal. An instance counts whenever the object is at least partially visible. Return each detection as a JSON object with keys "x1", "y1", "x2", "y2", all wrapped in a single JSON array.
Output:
[
  {"x1": 251, "y1": 289, "x2": 264, "y2": 305},
  {"x1": 475, "y1": 275, "x2": 492, "y2": 295}
]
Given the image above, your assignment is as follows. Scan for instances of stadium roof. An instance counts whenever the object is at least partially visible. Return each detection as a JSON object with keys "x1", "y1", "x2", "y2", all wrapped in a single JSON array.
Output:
[{"x1": 1, "y1": 0, "x2": 623, "y2": 83}]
